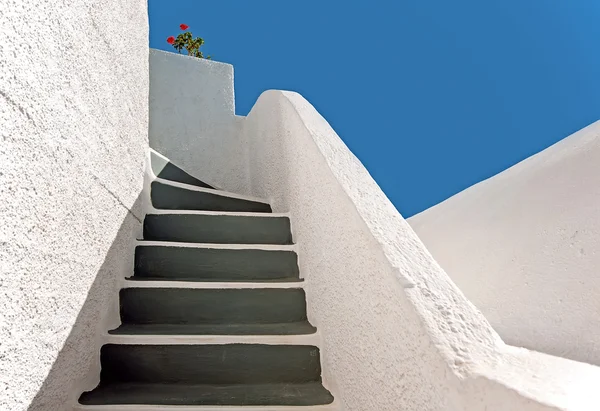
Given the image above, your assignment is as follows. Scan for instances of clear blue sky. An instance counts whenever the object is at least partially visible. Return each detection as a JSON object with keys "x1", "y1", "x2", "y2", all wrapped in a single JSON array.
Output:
[{"x1": 149, "y1": 0, "x2": 600, "y2": 217}]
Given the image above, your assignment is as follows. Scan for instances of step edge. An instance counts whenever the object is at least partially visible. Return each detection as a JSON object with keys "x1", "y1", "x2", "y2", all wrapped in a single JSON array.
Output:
[
  {"x1": 148, "y1": 148, "x2": 219, "y2": 190},
  {"x1": 75, "y1": 400, "x2": 341, "y2": 411},
  {"x1": 145, "y1": 209, "x2": 289, "y2": 217},
  {"x1": 126, "y1": 277, "x2": 304, "y2": 283},
  {"x1": 101, "y1": 332, "x2": 321, "y2": 346},
  {"x1": 153, "y1": 178, "x2": 269, "y2": 204},
  {"x1": 122, "y1": 279, "x2": 305, "y2": 289},
  {"x1": 109, "y1": 322, "x2": 317, "y2": 336},
  {"x1": 135, "y1": 240, "x2": 297, "y2": 251}
]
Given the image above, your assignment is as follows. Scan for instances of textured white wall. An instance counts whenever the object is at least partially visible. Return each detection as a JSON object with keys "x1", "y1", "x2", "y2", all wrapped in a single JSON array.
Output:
[
  {"x1": 0, "y1": 1, "x2": 148, "y2": 410},
  {"x1": 241, "y1": 90, "x2": 600, "y2": 410},
  {"x1": 149, "y1": 49, "x2": 248, "y2": 192},
  {"x1": 409, "y1": 121, "x2": 600, "y2": 366}
]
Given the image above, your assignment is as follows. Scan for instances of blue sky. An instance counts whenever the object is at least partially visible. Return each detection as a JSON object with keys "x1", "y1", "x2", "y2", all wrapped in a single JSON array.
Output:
[{"x1": 149, "y1": 0, "x2": 600, "y2": 217}]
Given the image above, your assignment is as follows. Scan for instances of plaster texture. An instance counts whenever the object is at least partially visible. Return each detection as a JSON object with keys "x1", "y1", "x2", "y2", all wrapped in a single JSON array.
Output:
[
  {"x1": 149, "y1": 49, "x2": 247, "y2": 192},
  {"x1": 241, "y1": 90, "x2": 600, "y2": 410},
  {"x1": 409, "y1": 120, "x2": 600, "y2": 366},
  {"x1": 0, "y1": 1, "x2": 148, "y2": 409}
]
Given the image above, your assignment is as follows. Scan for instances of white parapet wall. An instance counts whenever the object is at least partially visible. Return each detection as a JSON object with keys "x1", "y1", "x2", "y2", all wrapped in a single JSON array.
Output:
[
  {"x1": 149, "y1": 49, "x2": 247, "y2": 193},
  {"x1": 240, "y1": 90, "x2": 600, "y2": 410},
  {"x1": 0, "y1": 1, "x2": 149, "y2": 410},
  {"x1": 409, "y1": 121, "x2": 600, "y2": 366}
]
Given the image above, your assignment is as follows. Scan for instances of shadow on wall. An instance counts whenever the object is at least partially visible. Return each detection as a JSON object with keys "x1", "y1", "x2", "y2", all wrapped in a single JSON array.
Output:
[{"x1": 26, "y1": 195, "x2": 143, "y2": 411}]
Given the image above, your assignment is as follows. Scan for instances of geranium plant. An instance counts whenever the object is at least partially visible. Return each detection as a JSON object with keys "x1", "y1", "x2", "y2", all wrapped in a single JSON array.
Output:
[{"x1": 167, "y1": 24, "x2": 211, "y2": 59}]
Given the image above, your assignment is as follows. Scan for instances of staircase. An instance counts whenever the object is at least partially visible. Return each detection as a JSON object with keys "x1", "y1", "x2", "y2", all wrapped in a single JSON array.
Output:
[{"x1": 77, "y1": 151, "x2": 336, "y2": 409}]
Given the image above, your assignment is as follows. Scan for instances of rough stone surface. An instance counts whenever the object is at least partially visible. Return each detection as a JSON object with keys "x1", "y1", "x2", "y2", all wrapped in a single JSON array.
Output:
[
  {"x1": 0, "y1": 1, "x2": 148, "y2": 410},
  {"x1": 410, "y1": 120, "x2": 600, "y2": 366},
  {"x1": 241, "y1": 90, "x2": 600, "y2": 410},
  {"x1": 149, "y1": 49, "x2": 247, "y2": 192}
]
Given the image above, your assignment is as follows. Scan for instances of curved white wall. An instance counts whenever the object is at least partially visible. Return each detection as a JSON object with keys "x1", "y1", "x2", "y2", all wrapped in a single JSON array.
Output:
[
  {"x1": 240, "y1": 91, "x2": 600, "y2": 410},
  {"x1": 409, "y1": 121, "x2": 600, "y2": 366},
  {"x1": 0, "y1": 1, "x2": 148, "y2": 410}
]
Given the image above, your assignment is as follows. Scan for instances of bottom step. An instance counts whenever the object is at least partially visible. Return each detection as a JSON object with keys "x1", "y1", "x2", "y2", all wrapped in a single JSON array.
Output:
[{"x1": 79, "y1": 382, "x2": 334, "y2": 406}]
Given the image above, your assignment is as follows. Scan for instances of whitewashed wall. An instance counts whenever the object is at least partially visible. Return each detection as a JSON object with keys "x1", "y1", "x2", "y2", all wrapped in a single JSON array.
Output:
[
  {"x1": 409, "y1": 121, "x2": 600, "y2": 366},
  {"x1": 0, "y1": 1, "x2": 149, "y2": 410},
  {"x1": 149, "y1": 49, "x2": 247, "y2": 192},
  {"x1": 241, "y1": 90, "x2": 600, "y2": 411}
]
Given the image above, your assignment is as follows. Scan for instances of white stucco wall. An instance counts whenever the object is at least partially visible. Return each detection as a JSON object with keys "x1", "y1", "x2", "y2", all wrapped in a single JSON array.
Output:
[
  {"x1": 409, "y1": 120, "x2": 600, "y2": 366},
  {"x1": 0, "y1": 1, "x2": 149, "y2": 410},
  {"x1": 240, "y1": 90, "x2": 600, "y2": 410},
  {"x1": 149, "y1": 49, "x2": 247, "y2": 192}
]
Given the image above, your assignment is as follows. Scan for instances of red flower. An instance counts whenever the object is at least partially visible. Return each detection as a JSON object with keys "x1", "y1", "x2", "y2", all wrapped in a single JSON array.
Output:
[
  {"x1": 166, "y1": 36, "x2": 175, "y2": 44},
  {"x1": 180, "y1": 24, "x2": 189, "y2": 30}
]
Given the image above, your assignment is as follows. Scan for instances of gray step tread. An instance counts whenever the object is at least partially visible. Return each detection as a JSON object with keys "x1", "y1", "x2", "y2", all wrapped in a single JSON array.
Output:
[
  {"x1": 100, "y1": 344, "x2": 322, "y2": 384},
  {"x1": 79, "y1": 381, "x2": 334, "y2": 406},
  {"x1": 109, "y1": 321, "x2": 317, "y2": 335},
  {"x1": 151, "y1": 181, "x2": 272, "y2": 213},
  {"x1": 134, "y1": 246, "x2": 299, "y2": 281},
  {"x1": 126, "y1": 276, "x2": 303, "y2": 283},
  {"x1": 143, "y1": 213, "x2": 293, "y2": 245},
  {"x1": 156, "y1": 161, "x2": 214, "y2": 189},
  {"x1": 119, "y1": 288, "x2": 308, "y2": 325}
]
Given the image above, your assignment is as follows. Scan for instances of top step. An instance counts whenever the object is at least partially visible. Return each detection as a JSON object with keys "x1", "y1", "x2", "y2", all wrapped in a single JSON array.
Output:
[
  {"x1": 149, "y1": 150, "x2": 272, "y2": 213},
  {"x1": 156, "y1": 161, "x2": 214, "y2": 189},
  {"x1": 150, "y1": 149, "x2": 215, "y2": 189},
  {"x1": 151, "y1": 180, "x2": 272, "y2": 213}
]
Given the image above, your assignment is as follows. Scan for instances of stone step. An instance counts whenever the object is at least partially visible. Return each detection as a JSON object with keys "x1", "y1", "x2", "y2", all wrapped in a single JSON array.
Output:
[
  {"x1": 155, "y1": 161, "x2": 215, "y2": 189},
  {"x1": 79, "y1": 381, "x2": 334, "y2": 407},
  {"x1": 116, "y1": 288, "x2": 309, "y2": 326},
  {"x1": 110, "y1": 321, "x2": 316, "y2": 336},
  {"x1": 134, "y1": 245, "x2": 299, "y2": 281},
  {"x1": 143, "y1": 213, "x2": 292, "y2": 244},
  {"x1": 151, "y1": 180, "x2": 271, "y2": 212},
  {"x1": 94, "y1": 344, "x2": 323, "y2": 385}
]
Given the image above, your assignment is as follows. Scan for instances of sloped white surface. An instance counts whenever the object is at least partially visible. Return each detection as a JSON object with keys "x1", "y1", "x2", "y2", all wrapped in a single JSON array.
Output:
[{"x1": 410, "y1": 120, "x2": 600, "y2": 366}]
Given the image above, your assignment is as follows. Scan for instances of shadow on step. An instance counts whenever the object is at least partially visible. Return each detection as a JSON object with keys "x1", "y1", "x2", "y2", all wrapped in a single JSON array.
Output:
[{"x1": 26, "y1": 194, "x2": 143, "y2": 411}]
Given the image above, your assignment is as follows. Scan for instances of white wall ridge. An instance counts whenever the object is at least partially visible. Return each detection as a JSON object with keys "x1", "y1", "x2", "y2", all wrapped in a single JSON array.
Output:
[
  {"x1": 412, "y1": 119, "x2": 600, "y2": 222},
  {"x1": 283, "y1": 91, "x2": 418, "y2": 286},
  {"x1": 277, "y1": 91, "x2": 415, "y2": 288},
  {"x1": 291, "y1": 91, "x2": 510, "y2": 370},
  {"x1": 271, "y1": 89, "x2": 502, "y2": 359}
]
